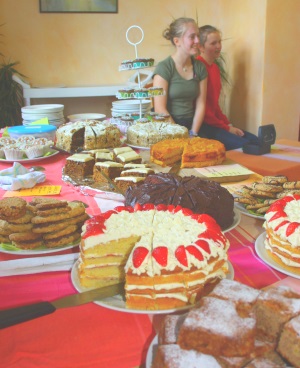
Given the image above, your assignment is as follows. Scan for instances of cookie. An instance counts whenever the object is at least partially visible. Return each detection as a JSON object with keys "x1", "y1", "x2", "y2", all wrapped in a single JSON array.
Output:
[
  {"x1": 42, "y1": 224, "x2": 78, "y2": 240},
  {"x1": 67, "y1": 213, "x2": 89, "y2": 225},
  {"x1": 234, "y1": 197, "x2": 258, "y2": 205},
  {"x1": 0, "y1": 220, "x2": 33, "y2": 235},
  {"x1": 250, "y1": 190, "x2": 278, "y2": 199},
  {"x1": 30, "y1": 197, "x2": 68, "y2": 210},
  {"x1": 32, "y1": 221, "x2": 71, "y2": 234},
  {"x1": 252, "y1": 182, "x2": 283, "y2": 193},
  {"x1": 262, "y1": 175, "x2": 288, "y2": 185},
  {"x1": 44, "y1": 231, "x2": 81, "y2": 248},
  {"x1": 0, "y1": 198, "x2": 27, "y2": 218},
  {"x1": 282, "y1": 181, "x2": 300, "y2": 189},
  {"x1": 246, "y1": 203, "x2": 269, "y2": 210},
  {"x1": 36, "y1": 206, "x2": 71, "y2": 217},
  {"x1": 276, "y1": 189, "x2": 300, "y2": 198},
  {"x1": 31, "y1": 202, "x2": 86, "y2": 224},
  {"x1": 0, "y1": 210, "x2": 34, "y2": 224},
  {"x1": 256, "y1": 206, "x2": 270, "y2": 214},
  {"x1": 0, "y1": 234, "x2": 10, "y2": 243},
  {"x1": 9, "y1": 231, "x2": 42, "y2": 242},
  {"x1": 11, "y1": 239, "x2": 44, "y2": 250}
]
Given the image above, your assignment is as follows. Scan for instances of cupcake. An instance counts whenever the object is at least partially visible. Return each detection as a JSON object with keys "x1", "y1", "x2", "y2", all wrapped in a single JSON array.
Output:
[
  {"x1": 134, "y1": 88, "x2": 149, "y2": 98},
  {"x1": 4, "y1": 145, "x2": 25, "y2": 160},
  {"x1": 25, "y1": 144, "x2": 45, "y2": 159},
  {"x1": 0, "y1": 137, "x2": 16, "y2": 145},
  {"x1": 119, "y1": 60, "x2": 133, "y2": 71},
  {"x1": 16, "y1": 135, "x2": 36, "y2": 146},
  {"x1": 118, "y1": 88, "x2": 134, "y2": 99},
  {"x1": 148, "y1": 87, "x2": 164, "y2": 96}
]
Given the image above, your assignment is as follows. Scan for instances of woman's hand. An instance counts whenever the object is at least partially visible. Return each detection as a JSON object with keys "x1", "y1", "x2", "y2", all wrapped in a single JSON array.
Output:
[{"x1": 229, "y1": 126, "x2": 244, "y2": 137}]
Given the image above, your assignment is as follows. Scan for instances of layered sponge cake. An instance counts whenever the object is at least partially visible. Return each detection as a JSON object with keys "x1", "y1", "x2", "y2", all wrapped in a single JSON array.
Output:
[
  {"x1": 78, "y1": 204, "x2": 229, "y2": 310},
  {"x1": 263, "y1": 194, "x2": 300, "y2": 274}
]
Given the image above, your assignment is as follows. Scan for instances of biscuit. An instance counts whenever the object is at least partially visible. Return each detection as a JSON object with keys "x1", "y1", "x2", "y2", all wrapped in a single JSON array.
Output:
[
  {"x1": 0, "y1": 210, "x2": 34, "y2": 224},
  {"x1": 250, "y1": 190, "x2": 278, "y2": 199},
  {"x1": 44, "y1": 231, "x2": 81, "y2": 248},
  {"x1": 252, "y1": 182, "x2": 283, "y2": 193},
  {"x1": 30, "y1": 197, "x2": 68, "y2": 210},
  {"x1": 42, "y1": 224, "x2": 78, "y2": 240},
  {"x1": 11, "y1": 239, "x2": 44, "y2": 250},
  {"x1": 9, "y1": 231, "x2": 43, "y2": 242},
  {"x1": 0, "y1": 198, "x2": 27, "y2": 218},
  {"x1": 282, "y1": 181, "x2": 300, "y2": 189},
  {"x1": 32, "y1": 221, "x2": 71, "y2": 234},
  {"x1": 262, "y1": 175, "x2": 288, "y2": 185},
  {"x1": 276, "y1": 189, "x2": 300, "y2": 198},
  {"x1": 0, "y1": 234, "x2": 10, "y2": 243},
  {"x1": 31, "y1": 202, "x2": 86, "y2": 224},
  {"x1": 246, "y1": 203, "x2": 268, "y2": 210},
  {"x1": 36, "y1": 206, "x2": 71, "y2": 217},
  {"x1": 256, "y1": 206, "x2": 270, "y2": 214},
  {"x1": 234, "y1": 197, "x2": 258, "y2": 205},
  {"x1": 67, "y1": 213, "x2": 89, "y2": 225},
  {"x1": 0, "y1": 220, "x2": 33, "y2": 235}
]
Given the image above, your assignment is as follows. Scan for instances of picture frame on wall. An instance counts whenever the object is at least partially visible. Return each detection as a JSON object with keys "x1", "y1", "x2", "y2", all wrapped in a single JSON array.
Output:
[{"x1": 39, "y1": 0, "x2": 118, "y2": 14}]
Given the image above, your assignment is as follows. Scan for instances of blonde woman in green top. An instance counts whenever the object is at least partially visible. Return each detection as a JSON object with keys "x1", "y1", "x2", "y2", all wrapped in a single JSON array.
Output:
[{"x1": 153, "y1": 17, "x2": 208, "y2": 137}]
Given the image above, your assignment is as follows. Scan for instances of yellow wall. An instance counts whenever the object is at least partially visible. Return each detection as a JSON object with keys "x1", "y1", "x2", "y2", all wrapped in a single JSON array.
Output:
[{"x1": 0, "y1": 0, "x2": 299, "y2": 139}]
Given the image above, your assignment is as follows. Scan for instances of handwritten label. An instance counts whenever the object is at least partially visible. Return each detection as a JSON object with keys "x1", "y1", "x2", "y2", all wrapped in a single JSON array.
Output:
[
  {"x1": 195, "y1": 164, "x2": 254, "y2": 178},
  {"x1": 3, "y1": 185, "x2": 61, "y2": 197}
]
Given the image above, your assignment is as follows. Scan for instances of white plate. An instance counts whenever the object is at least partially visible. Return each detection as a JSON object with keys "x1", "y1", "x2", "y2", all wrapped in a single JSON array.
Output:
[
  {"x1": 146, "y1": 335, "x2": 158, "y2": 368},
  {"x1": 224, "y1": 208, "x2": 241, "y2": 233},
  {"x1": 255, "y1": 232, "x2": 300, "y2": 279},
  {"x1": 68, "y1": 113, "x2": 106, "y2": 122},
  {"x1": 0, "y1": 150, "x2": 59, "y2": 164},
  {"x1": 234, "y1": 202, "x2": 265, "y2": 220},
  {"x1": 112, "y1": 99, "x2": 151, "y2": 108},
  {"x1": 126, "y1": 143, "x2": 150, "y2": 150},
  {"x1": 21, "y1": 104, "x2": 64, "y2": 113},
  {"x1": 71, "y1": 261, "x2": 234, "y2": 314},
  {"x1": 0, "y1": 241, "x2": 79, "y2": 255}
]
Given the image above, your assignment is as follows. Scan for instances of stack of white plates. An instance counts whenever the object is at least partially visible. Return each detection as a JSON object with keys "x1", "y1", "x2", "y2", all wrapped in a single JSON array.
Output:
[
  {"x1": 111, "y1": 99, "x2": 152, "y2": 117},
  {"x1": 21, "y1": 104, "x2": 65, "y2": 127}
]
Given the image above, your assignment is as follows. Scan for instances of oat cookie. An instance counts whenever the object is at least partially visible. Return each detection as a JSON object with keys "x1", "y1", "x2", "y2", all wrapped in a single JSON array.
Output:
[
  {"x1": 0, "y1": 198, "x2": 27, "y2": 218},
  {"x1": 9, "y1": 231, "x2": 42, "y2": 242},
  {"x1": 262, "y1": 175, "x2": 288, "y2": 185},
  {"x1": 282, "y1": 181, "x2": 300, "y2": 189},
  {"x1": 42, "y1": 225, "x2": 78, "y2": 240},
  {"x1": 234, "y1": 197, "x2": 258, "y2": 205},
  {"x1": 0, "y1": 234, "x2": 10, "y2": 243},
  {"x1": 30, "y1": 197, "x2": 68, "y2": 210},
  {"x1": 1, "y1": 210, "x2": 34, "y2": 224},
  {"x1": 252, "y1": 182, "x2": 283, "y2": 193},
  {"x1": 276, "y1": 189, "x2": 300, "y2": 198},
  {"x1": 250, "y1": 189, "x2": 278, "y2": 199},
  {"x1": 44, "y1": 231, "x2": 81, "y2": 248},
  {"x1": 32, "y1": 221, "x2": 71, "y2": 234},
  {"x1": 31, "y1": 202, "x2": 86, "y2": 224},
  {"x1": 11, "y1": 239, "x2": 44, "y2": 250},
  {"x1": 36, "y1": 206, "x2": 71, "y2": 217},
  {"x1": 0, "y1": 220, "x2": 33, "y2": 235}
]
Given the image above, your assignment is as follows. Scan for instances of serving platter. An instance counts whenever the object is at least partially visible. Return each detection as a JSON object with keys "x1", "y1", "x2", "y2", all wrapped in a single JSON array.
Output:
[
  {"x1": 234, "y1": 202, "x2": 265, "y2": 220},
  {"x1": 71, "y1": 261, "x2": 234, "y2": 315},
  {"x1": 0, "y1": 150, "x2": 59, "y2": 164},
  {"x1": 0, "y1": 241, "x2": 80, "y2": 255},
  {"x1": 255, "y1": 232, "x2": 300, "y2": 279},
  {"x1": 224, "y1": 208, "x2": 241, "y2": 233}
]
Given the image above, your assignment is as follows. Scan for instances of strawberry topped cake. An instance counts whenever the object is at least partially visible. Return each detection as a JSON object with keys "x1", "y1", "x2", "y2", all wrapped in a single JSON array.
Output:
[
  {"x1": 263, "y1": 194, "x2": 300, "y2": 274},
  {"x1": 79, "y1": 204, "x2": 230, "y2": 310}
]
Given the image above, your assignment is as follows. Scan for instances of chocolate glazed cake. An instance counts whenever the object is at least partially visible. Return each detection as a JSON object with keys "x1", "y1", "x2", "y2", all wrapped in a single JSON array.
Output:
[{"x1": 125, "y1": 173, "x2": 234, "y2": 229}]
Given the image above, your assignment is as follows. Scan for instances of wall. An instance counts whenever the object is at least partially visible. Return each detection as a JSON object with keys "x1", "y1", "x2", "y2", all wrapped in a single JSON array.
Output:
[{"x1": 0, "y1": 0, "x2": 299, "y2": 139}]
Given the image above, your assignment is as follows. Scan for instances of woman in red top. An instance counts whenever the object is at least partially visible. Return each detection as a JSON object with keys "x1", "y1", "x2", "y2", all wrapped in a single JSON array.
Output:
[{"x1": 196, "y1": 25, "x2": 258, "y2": 150}]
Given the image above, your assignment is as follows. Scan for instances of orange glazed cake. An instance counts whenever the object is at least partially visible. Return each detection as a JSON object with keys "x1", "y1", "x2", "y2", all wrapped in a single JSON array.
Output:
[
  {"x1": 78, "y1": 204, "x2": 230, "y2": 310},
  {"x1": 150, "y1": 137, "x2": 226, "y2": 168},
  {"x1": 263, "y1": 194, "x2": 300, "y2": 275}
]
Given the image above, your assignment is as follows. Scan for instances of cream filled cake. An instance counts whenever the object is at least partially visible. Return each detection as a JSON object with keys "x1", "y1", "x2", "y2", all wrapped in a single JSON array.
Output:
[
  {"x1": 78, "y1": 204, "x2": 229, "y2": 310},
  {"x1": 263, "y1": 194, "x2": 300, "y2": 274}
]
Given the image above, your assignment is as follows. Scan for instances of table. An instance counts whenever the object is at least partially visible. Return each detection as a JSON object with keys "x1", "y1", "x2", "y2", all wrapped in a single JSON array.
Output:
[
  {"x1": 0, "y1": 141, "x2": 299, "y2": 368},
  {"x1": 226, "y1": 139, "x2": 300, "y2": 181}
]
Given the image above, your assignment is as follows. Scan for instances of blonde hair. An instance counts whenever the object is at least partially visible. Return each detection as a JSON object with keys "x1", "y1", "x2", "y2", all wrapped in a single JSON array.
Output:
[{"x1": 163, "y1": 17, "x2": 197, "y2": 46}]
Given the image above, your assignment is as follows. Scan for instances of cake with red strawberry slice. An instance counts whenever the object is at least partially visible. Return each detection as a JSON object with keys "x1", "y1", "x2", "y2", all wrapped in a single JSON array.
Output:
[
  {"x1": 263, "y1": 194, "x2": 300, "y2": 274},
  {"x1": 79, "y1": 203, "x2": 229, "y2": 310}
]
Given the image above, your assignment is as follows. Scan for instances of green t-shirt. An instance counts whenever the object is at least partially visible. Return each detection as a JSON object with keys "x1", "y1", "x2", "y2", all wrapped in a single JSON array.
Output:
[{"x1": 153, "y1": 56, "x2": 207, "y2": 120}]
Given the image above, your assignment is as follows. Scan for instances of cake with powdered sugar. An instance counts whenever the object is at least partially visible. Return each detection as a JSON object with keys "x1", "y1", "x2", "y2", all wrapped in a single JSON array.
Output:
[{"x1": 55, "y1": 120, "x2": 121, "y2": 153}]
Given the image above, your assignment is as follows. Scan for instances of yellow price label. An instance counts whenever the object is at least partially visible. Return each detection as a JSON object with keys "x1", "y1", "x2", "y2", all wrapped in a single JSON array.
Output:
[{"x1": 3, "y1": 185, "x2": 61, "y2": 197}]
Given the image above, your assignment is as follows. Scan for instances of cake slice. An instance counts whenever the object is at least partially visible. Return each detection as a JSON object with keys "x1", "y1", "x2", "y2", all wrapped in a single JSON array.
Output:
[
  {"x1": 64, "y1": 153, "x2": 95, "y2": 178},
  {"x1": 277, "y1": 314, "x2": 300, "y2": 368},
  {"x1": 93, "y1": 161, "x2": 123, "y2": 183}
]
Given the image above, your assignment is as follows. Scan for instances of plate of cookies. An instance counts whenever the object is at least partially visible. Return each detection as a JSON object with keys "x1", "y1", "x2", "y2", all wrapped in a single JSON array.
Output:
[
  {"x1": 234, "y1": 175, "x2": 300, "y2": 219},
  {"x1": 0, "y1": 197, "x2": 89, "y2": 255}
]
